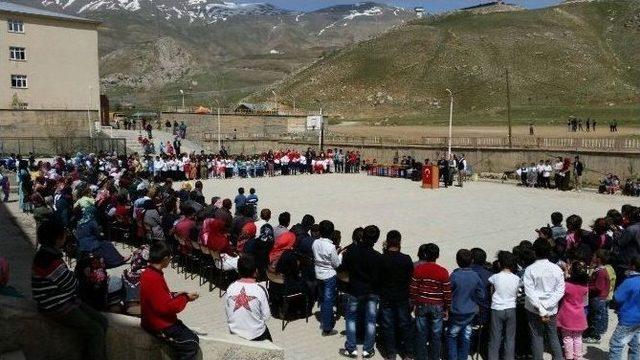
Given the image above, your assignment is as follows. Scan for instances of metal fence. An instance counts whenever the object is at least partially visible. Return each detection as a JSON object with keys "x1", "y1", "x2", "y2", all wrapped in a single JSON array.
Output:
[{"x1": 0, "y1": 137, "x2": 128, "y2": 156}]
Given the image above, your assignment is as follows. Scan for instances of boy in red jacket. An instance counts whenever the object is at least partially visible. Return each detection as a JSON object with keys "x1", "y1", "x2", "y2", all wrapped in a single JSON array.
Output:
[{"x1": 140, "y1": 241, "x2": 200, "y2": 360}]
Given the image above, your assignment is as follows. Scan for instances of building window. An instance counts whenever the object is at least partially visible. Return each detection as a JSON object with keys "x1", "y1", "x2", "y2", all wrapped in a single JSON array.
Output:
[
  {"x1": 8, "y1": 19, "x2": 24, "y2": 33},
  {"x1": 11, "y1": 75, "x2": 27, "y2": 88},
  {"x1": 9, "y1": 47, "x2": 26, "y2": 60}
]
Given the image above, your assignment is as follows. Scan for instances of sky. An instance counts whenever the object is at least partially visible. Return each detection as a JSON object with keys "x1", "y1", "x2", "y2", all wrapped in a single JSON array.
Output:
[{"x1": 240, "y1": 0, "x2": 563, "y2": 12}]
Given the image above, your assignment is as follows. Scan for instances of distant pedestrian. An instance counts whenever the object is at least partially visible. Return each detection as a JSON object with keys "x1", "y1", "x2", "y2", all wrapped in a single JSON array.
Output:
[
  {"x1": 592, "y1": 119, "x2": 597, "y2": 132},
  {"x1": 578, "y1": 119, "x2": 584, "y2": 131},
  {"x1": 586, "y1": 118, "x2": 591, "y2": 132},
  {"x1": 529, "y1": 123, "x2": 535, "y2": 136}
]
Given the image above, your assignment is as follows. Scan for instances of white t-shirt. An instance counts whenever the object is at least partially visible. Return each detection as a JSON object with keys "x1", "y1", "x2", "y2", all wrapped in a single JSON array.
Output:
[
  {"x1": 224, "y1": 280, "x2": 271, "y2": 340},
  {"x1": 488, "y1": 271, "x2": 521, "y2": 310}
]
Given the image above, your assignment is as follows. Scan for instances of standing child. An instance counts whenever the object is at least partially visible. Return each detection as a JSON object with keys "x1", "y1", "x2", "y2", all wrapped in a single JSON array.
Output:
[
  {"x1": 608, "y1": 257, "x2": 640, "y2": 360},
  {"x1": 584, "y1": 250, "x2": 615, "y2": 343},
  {"x1": 488, "y1": 251, "x2": 521, "y2": 360},
  {"x1": 448, "y1": 249, "x2": 485, "y2": 360},
  {"x1": 557, "y1": 261, "x2": 589, "y2": 360}
]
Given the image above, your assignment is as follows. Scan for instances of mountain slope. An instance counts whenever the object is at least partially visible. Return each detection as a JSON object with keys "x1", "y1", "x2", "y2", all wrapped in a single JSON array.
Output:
[
  {"x1": 11, "y1": 0, "x2": 415, "y2": 106},
  {"x1": 261, "y1": 0, "x2": 640, "y2": 124}
]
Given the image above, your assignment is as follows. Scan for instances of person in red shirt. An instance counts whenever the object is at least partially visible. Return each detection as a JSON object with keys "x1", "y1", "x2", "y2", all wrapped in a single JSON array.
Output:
[
  {"x1": 410, "y1": 243, "x2": 451, "y2": 360},
  {"x1": 140, "y1": 241, "x2": 200, "y2": 360}
]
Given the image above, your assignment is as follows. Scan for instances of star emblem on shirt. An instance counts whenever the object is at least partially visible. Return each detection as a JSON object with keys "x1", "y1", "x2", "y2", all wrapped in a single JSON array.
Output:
[{"x1": 231, "y1": 286, "x2": 257, "y2": 312}]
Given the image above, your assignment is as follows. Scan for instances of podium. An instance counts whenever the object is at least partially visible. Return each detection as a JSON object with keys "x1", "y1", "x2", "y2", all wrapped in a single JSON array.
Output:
[{"x1": 421, "y1": 165, "x2": 439, "y2": 189}]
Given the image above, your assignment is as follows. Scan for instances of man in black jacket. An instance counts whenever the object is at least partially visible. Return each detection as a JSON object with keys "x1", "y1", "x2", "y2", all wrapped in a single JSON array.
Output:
[
  {"x1": 339, "y1": 225, "x2": 382, "y2": 359},
  {"x1": 379, "y1": 230, "x2": 414, "y2": 360}
]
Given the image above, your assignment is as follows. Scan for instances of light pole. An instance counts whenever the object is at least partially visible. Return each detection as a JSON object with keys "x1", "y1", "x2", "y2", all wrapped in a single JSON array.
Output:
[
  {"x1": 446, "y1": 88, "x2": 453, "y2": 158},
  {"x1": 290, "y1": 95, "x2": 296, "y2": 112},
  {"x1": 179, "y1": 89, "x2": 185, "y2": 111},
  {"x1": 212, "y1": 98, "x2": 222, "y2": 151},
  {"x1": 271, "y1": 90, "x2": 278, "y2": 114}
]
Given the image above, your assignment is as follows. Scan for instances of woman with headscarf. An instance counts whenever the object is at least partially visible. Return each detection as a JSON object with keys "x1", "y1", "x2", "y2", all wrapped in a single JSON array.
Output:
[
  {"x1": 31, "y1": 193, "x2": 53, "y2": 226},
  {"x1": 17, "y1": 160, "x2": 33, "y2": 213},
  {"x1": 143, "y1": 199, "x2": 163, "y2": 242},
  {"x1": 201, "y1": 217, "x2": 238, "y2": 271},
  {"x1": 269, "y1": 230, "x2": 296, "y2": 272},
  {"x1": 75, "y1": 188, "x2": 129, "y2": 268}
]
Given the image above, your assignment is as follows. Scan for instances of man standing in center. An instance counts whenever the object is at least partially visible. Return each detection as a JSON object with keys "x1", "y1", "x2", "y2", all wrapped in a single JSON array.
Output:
[
  {"x1": 339, "y1": 225, "x2": 382, "y2": 359},
  {"x1": 523, "y1": 238, "x2": 565, "y2": 360},
  {"x1": 312, "y1": 220, "x2": 341, "y2": 337},
  {"x1": 379, "y1": 230, "x2": 415, "y2": 360}
]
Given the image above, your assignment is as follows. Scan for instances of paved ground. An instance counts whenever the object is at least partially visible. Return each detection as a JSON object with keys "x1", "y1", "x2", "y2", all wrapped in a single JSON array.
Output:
[{"x1": 2, "y1": 175, "x2": 637, "y2": 359}]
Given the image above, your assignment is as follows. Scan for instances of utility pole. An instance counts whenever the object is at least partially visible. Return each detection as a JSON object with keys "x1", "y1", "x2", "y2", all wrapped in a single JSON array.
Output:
[
  {"x1": 88, "y1": 86, "x2": 93, "y2": 138},
  {"x1": 217, "y1": 106, "x2": 221, "y2": 151},
  {"x1": 506, "y1": 68, "x2": 513, "y2": 148},
  {"x1": 319, "y1": 107, "x2": 325, "y2": 151},
  {"x1": 446, "y1": 89, "x2": 453, "y2": 158}
]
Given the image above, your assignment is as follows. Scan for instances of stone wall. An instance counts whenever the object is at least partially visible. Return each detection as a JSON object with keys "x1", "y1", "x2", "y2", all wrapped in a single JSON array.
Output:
[
  {"x1": 159, "y1": 113, "x2": 308, "y2": 145},
  {"x1": 209, "y1": 139, "x2": 640, "y2": 184},
  {"x1": 0, "y1": 110, "x2": 97, "y2": 137},
  {"x1": 0, "y1": 296, "x2": 283, "y2": 360}
]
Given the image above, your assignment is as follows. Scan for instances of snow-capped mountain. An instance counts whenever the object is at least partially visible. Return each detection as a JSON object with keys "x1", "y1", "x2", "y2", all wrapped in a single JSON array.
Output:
[
  {"x1": 39, "y1": 0, "x2": 292, "y2": 23},
  {"x1": 10, "y1": 0, "x2": 417, "y2": 103}
]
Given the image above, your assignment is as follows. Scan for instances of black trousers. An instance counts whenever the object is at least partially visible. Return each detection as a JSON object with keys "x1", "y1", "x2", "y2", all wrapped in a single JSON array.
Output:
[{"x1": 159, "y1": 321, "x2": 200, "y2": 360}]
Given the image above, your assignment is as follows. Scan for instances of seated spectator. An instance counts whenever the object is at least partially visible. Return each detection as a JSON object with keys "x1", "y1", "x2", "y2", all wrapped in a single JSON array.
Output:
[
  {"x1": 269, "y1": 229, "x2": 296, "y2": 272},
  {"x1": 140, "y1": 241, "x2": 200, "y2": 360},
  {"x1": 32, "y1": 220, "x2": 108, "y2": 360},
  {"x1": 201, "y1": 217, "x2": 238, "y2": 271},
  {"x1": 224, "y1": 255, "x2": 272, "y2": 341}
]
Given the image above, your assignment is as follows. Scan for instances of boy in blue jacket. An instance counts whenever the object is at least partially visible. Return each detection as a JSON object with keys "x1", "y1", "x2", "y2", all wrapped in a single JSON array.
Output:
[
  {"x1": 609, "y1": 257, "x2": 640, "y2": 360},
  {"x1": 448, "y1": 249, "x2": 485, "y2": 360}
]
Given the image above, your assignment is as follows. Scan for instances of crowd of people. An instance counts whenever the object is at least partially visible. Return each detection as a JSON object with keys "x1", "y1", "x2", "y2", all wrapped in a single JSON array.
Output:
[
  {"x1": 515, "y1": 156, "x2": 585, "y2": 191},
  {"x1": 0, "y1": 145, "x2": 638, "y2": 360}
]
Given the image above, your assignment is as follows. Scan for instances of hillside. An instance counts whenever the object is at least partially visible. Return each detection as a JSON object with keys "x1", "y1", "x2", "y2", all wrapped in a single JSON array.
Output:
[
  {"x1": 12, "y1": 0, "x2": 414, "y2": 107},
  {"x1": 261, "y1": 0, "x2": 640, "y2": 124}
]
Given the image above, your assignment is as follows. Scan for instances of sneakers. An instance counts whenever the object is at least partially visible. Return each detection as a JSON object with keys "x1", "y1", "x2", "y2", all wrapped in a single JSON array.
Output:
[
  {"x1": 363, "y1": 350, "x2": 376, "y2": 358},
  {"x1": 583, "y1": 337, "x2": 601, "y2": 344},
  {"x1": 339, "y1": 349, "x2": 357, "y2": 358},
  {"x1": 322, "y1": 329, "x2": 338, "y2": 337}
]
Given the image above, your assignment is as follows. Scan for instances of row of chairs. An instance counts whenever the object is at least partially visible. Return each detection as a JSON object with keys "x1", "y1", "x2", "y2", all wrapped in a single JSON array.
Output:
[{"x1": 172, "y1": 235, "x2": 237, "y2": 297}]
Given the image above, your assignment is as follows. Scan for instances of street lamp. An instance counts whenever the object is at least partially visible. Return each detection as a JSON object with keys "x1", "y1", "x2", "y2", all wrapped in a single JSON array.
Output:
[
  {"x1": 179, "y1": 89, "x2": 185, "y2": 111},
  {"x1": 212, "y1": 98, "x2": 222, "y2": 151},
  {"x1": 446, "y1": 88, "x2": 453, "y2": 158}
]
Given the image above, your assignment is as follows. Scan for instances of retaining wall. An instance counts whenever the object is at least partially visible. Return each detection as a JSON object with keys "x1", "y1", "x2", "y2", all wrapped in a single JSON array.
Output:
[
  {"x1": 0, "y1": 110, "x2": 97, "y2": 138},
  {"x1": 206, "y1": 139, "x2": 640, "y2": 184},
  {"x1": 0, "y1": 296, "x2": 284, "y2": 360}
]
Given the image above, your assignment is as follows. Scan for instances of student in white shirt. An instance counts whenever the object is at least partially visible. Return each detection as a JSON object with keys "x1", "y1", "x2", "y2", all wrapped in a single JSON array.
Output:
[
  {"x1": 224, "y1": 255, "x2": 272, "y2": 341},
  {"x1": 488, "y1": 251, "x2": 522, "y2": 360},
  {"x1": 312, "y1": 220, "x2": 341, "y2": 336},
  {"x1": 523, "y1": 238, "x2": 565, "y2": 360}
]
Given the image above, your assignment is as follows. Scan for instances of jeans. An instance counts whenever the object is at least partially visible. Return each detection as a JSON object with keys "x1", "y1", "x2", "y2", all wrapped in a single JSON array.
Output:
[
  {"x1": 380, "y1": 299, "x2": 414, "y2": 358},
  {"x1": 588, "y1": 297, "x2": 608, "y2": 338},
  {"x1": 527, "y1": 311, "x2": 564, "y2": 360},
  {"x1": 415, "y1": 304, "x2": 444, "y2": 360},
  {"x1": 344, "y1": 293, "x2": 379, "y2": 353},
  {"x1": 55, "y1": 302, "x2": 108, "y2": 360},
  {"x1": 609, "y1": 324, "x2": 640, "y2": 360},
  {"x1": 317, "y1": 276, "x2": 337, "y2": 332},
  {"x1": 488, "y1": 308, "x2": 516, "y2": 360},
  {"x1": 159, "y1": 320, "x2": 200, "y2": 360},
  {"x1": 447, "y1": 313, "x2": 475, "y2": 360}
]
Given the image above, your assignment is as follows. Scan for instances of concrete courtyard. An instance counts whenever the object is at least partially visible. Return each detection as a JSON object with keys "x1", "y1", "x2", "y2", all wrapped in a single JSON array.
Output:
[
  {"x1": 3, "y1": 174, "x2": 637, "y2": 359},
  {"x1": 177, "y1": 174, "x2": 633, "y2": 359}
]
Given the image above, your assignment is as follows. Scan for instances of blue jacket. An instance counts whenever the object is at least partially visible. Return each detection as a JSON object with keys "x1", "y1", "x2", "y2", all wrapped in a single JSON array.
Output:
[
  {"x1": 614, "y1": 273, "x2": 640, "y2": 326},
  {"x1": 450, "y1": 268, "x2": 485, "y2": 316}
]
